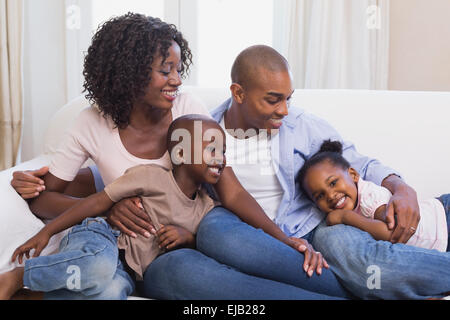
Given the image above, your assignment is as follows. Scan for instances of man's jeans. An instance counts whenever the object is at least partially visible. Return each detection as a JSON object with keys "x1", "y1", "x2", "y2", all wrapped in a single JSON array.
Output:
[
  {"x1": 141, "y1": 207, "x2": 351, "y2": 300},
  {"x1": 23, "y1": 218, "x2": 134, "y2": 300},
  {"x1": 312, "y1": 193, "x2": 450, "y2": 299}
]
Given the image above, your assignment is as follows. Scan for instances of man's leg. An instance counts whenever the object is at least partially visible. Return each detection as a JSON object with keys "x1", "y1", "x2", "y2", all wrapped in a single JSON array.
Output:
[
  {"x1": 194, "y1": 207, "x2": 352, "y2": 299},
  {"x1": 142, "y1": 248, "x2": 344, "y2": 300},
  {"x1": 312, "y1": 221, "x2": 450, "y2": 299}
]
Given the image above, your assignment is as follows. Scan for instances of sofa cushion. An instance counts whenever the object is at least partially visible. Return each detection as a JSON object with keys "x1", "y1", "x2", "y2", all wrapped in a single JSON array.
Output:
[{"x1": 0, "y1": 156, "x2": 68, "y2": 273}]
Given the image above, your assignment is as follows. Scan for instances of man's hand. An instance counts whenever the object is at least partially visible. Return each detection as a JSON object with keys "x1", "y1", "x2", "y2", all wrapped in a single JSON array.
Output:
[
  {"x1": 156, "y1": 225, "x2": 195, "y2": 250},
  {"x1": 106, "y1": 197, "x2": 156, "y2": 239},
  {"x1": 287, "y1": 237, "x2": 329, "y2": 277},
  {"x1": 382, "y1": 175, "x2": 420, "y2": 244},
  {"x1": 10, "y1": 167, "x2": 48, "y2": 199},
  {"x1": 12, "y1": 230, "x2": 51, "y2": 264},
  {"x1": 385, "y1": 185, "x2": 420, "y2": 243}
]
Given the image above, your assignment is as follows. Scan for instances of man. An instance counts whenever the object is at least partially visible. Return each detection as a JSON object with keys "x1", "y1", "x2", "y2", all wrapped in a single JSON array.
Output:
[{"x1": 195, "y1": 45, "x2": 449, "y2": 299}]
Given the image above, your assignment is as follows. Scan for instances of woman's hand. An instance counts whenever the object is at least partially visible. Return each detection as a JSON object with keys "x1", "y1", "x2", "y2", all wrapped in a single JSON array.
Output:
[
  {"x1": 106, "y1": 197, "x2": 156, "y2": 239},
  {"x1": 287, "y1": 237, "x2": 329, "y2": 277},
  {"x1": 11, "y1": 230, "x2": 51, "y2": 264},
  {"x1": 10, "y1": 167, "x2": 48, "y2": 199},
  {"x1": 156, "y1": 225, "x2": 195, "y2": 250}
]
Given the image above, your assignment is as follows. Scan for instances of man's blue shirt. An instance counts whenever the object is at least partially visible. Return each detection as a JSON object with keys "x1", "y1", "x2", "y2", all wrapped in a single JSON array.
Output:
[{"x1": 210, "y1": 98, "x2": 399, "y2": 238}]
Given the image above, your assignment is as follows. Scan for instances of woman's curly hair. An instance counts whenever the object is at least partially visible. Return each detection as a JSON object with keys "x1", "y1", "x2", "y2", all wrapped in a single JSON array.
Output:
[{"x1": 83, "y1": 13, "x2": 192, "y2": 128}]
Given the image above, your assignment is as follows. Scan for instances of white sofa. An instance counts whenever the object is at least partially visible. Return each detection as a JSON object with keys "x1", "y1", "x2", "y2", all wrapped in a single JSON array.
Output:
[{"x1": 1, "y1": 86, "x2": 449, "y2": 292}]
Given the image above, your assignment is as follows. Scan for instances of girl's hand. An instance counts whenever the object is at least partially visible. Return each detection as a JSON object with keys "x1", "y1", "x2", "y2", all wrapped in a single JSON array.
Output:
[
  {"x1": 106, "y1": 197, "x2": 156, "y2": 239},
  {"x1": 12, "y1": 230, "x2": 51, "y2": 264},
  {"x1": 326, "y1": 210, "x2": 346, "y2": 226},
  {"x1": 156, "y1": 225, "x2": 195, "y2": 250},
  {"x1": 287, "y1": 237, "x2": 329, "y2": 277},
  {"x1": 10, "y1": 167, "x2": 48, "y2": 199}
]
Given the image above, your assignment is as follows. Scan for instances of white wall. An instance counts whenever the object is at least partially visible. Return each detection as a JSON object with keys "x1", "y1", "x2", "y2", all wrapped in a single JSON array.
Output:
[
  {"x1": 21, "y1": 0, "x2": 67, "y2": 162},
  {"x1": 389, "y1": 0, "x2": 450, "y2": 91}
]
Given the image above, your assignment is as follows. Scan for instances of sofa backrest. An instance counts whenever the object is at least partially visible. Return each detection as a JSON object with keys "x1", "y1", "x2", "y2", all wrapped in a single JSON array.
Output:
[{"x1": 44, "y1": 87, "x2": 450, "y2": 199}]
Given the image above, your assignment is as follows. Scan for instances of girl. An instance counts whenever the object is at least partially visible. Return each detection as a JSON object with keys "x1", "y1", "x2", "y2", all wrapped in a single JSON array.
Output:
[{"x1": 298, "y1": 140, "x2": 449, "y2": 252}]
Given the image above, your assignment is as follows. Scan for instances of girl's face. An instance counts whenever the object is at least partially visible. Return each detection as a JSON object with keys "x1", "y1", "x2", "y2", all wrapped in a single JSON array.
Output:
[
  {"x1": 137, "y1": 41, "x2": 182, "y2": 110},
  {"x1": 303, "y1": 160, "x2": 359, "y2": 213}
]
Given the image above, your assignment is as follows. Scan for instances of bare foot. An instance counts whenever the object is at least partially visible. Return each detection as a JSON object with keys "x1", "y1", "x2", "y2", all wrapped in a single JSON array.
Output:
[{"x1": 0, "y1": 267, "x2": 25, "y2": 300}]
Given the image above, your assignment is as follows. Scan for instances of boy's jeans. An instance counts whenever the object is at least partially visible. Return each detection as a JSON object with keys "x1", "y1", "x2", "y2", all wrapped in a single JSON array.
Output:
[
  {"x1": 23, "y1": 218, "x2": 134, "y2": 300},
  {"x1": 312, "y1": 193, "x2": 450, "y2": 299}
]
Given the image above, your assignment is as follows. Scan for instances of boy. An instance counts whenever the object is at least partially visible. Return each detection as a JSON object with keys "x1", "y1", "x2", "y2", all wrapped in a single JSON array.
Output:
[{"x1": 0, "y1": 114, "x2": 226, "y2": 299}]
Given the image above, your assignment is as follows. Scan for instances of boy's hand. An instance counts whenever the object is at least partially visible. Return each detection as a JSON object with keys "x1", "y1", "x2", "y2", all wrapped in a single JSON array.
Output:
[
  {"x1": 12, "y1": 230, "x2": 51, "y2": 264},
  {"x1": 156, "y1": 225, "x2": 195, "y2": 250},
  {"x1": 326, "y1": 210, "x2": 346, "y2": 226}
]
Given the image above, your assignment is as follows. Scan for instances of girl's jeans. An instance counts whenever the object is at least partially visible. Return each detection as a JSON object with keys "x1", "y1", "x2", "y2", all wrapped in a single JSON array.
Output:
[
  {"x1": 311, "y1": 193, "x2": 450, "y2": 299},
  {"x1": 23, "y1": 218, "x2": 134, "y2": 300}
]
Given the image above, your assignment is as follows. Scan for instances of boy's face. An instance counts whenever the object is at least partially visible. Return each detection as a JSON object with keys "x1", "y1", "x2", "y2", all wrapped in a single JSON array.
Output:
[
  {"x1": 182, "y1": 122, "x2": 226, "y2": 185},
  {"x1": 302, "y1": 161, "x2": 359, "y2": 214}
]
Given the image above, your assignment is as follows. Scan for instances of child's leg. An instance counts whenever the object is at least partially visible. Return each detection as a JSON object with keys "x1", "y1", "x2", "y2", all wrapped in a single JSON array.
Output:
[
  {"x1": 43, "y1": 258, "x2": 134, "y2": 300},
  {"x1": 437, "y1": 193, "x2": 450, "y2": 252},
  {"x1": 22, "y1": 218, "x2": 121, "y2": 297}
]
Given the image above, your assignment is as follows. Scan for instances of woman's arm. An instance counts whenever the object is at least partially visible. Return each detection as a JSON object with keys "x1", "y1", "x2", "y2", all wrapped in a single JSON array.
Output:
[
  {"x1": 327, "y1": 206, "x2": 393, "y2": 241},
  {"x1": 13, "y1": 167, "x2": 154, "y2": 238},
  {"x1": 28, "y1": 172, "x2": 79, "y2": 219}
]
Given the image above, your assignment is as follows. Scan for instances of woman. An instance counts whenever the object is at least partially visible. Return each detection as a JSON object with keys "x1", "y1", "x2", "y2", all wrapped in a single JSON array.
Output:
[{"x1": 10, "y1": 13, "x2": 349, "y2": 299}]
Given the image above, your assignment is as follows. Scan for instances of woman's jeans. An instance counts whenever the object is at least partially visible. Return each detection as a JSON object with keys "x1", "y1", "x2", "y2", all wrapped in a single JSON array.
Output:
[
  {"x1": 141, "y1": 207, "x2": 351, "y2": 300},
  {"x1": 311, "y1": 193, "x2": 450, "y2": 300},
  {"x1": 23, "y1": 218, "x2": 134, "y2": 300}
]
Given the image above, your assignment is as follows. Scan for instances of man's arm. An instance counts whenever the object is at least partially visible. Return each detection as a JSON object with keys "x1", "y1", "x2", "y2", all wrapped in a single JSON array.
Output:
[{"x1": 381, "y1": 174, "x2": 420, "y2": 243}]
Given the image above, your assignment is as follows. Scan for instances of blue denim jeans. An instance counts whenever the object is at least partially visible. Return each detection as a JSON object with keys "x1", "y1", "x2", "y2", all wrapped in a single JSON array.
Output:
[
  {"x1": 311, "y1": 193, "x2": 450, "y2": 300},
  {"x1": 23, "y1": 218, "x2": 135, "y2": 300},
  {"x1": 141, "y1": 207, "x2": 351, "y2": 300},
  {"x1": 437, "y1": 193, "x2": 450, "y2": 252}
]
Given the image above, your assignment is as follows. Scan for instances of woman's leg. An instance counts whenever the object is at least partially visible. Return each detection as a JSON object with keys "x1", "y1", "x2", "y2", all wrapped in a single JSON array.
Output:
[
  {"x1": 312, "y1": 220, "x2": 450, "y2": 300},
  {"x1": 195, "y1": 207, "x2": 352, "y2": 299},
  {"x1": 142, "y1": 248, "x2": 343, "y2": 300},
  {"x1": 23, "y1": 218, "x2": 131, "y2": 299}
]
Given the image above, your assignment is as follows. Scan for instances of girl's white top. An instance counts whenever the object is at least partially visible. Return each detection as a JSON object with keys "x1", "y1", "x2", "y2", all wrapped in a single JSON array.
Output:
[{"x1": 355, "y1": 178, "x2": 447, "y2": 252}]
